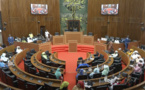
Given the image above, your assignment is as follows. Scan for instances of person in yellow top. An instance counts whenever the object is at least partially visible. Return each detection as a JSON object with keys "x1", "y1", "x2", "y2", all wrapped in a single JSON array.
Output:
[
  {"x1": 127, "y1": 49, "x2": 134, "y2": 56},
  {"x1": 41, "y1": 52, "x2": 48, "y2": 60},
  {"x1": 29, "y1": 33, "x2": 34, "y2": 38},
  {"x1": 60, "y1": 81, "x2": 69, "y2": 90}
]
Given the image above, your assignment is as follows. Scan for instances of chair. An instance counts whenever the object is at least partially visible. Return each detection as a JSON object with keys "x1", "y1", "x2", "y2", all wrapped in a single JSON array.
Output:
[
  {"x1": 55, "y1": 32, "x2": 59, "y2": 36},
  {"x1": 79, "y1": 66, "x2": 89, "y2": 68},
  {"x1": 28, "y1": 67, "x2": 37, "y2": 75},
  {"x1": 6, "y1": 74, "x2": 17, "y2": 87},
  {"x1": 92, "y1": 61, "x2": 98, "y2": 66},
  {"x1": 2, "y1": 69, "x2": 11, "y2": 83},
  {"x1": 48, "y1": 73, "x2": 56, "y2": 79},
  {"x1": 17, "y1": 78, "x2": 27, "y2": 89},
  {"x1": 39, "y1": 70, "x2": 48, "y2": 78},
  {"x1": 30, "y1": 49, "x2": 36, "y2": 53},
  {"x1": 96, "y1": 85, "x2": 108, "y2": 90},
  {"x1": 78, "y1": 57, "x2": 83, "y2": 60},
  {"x1": 113, "y1": 84, "x2": 128, "y2": 90},
  {"x1": 108, "y1": 67, "x2": 115, "y2": 75},
  {"x1": 44, "y1": 83, "x2": 58, "y2": 90},
  {"x1": 78, "y1": 75, "x2": 88, "y2": 80},
  {"x1": 93, "y1": 73, "x2": 101, "y2": 78},
  {"x1": 99, "y1": 54, "x2": 104, "y2": 59},
  {"x1": 26, "y1": 82, "x2": 38, "y2": 89},
  {"x1": 88, "y1": 32, "x2": 93, "y2": 36}
]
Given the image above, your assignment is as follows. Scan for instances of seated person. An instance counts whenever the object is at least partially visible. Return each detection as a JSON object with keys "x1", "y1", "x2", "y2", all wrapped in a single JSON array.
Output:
[
  {"x1": 97, "y1": 38, "x2": 101, "y2": 43},
  {"x1": 104, "y1": 76, "x2": 120, "y2": 90},
  {"x1": 27, "y1": 37, "x2": 33, "y2": 43},
  {"x1": 114, "y1": 40, "x2": 120, "y2": 44},
  {"x1": 15, "y1": 37, "x2": 21, "y2": 42},
  {"x1": 0, "y1": 53, "x2": 9, "y2": 62},
  {"x1": 76, "y1": 69, "x2": 85, "y2": 80},
  {"x1": 16, "y1": 46, "x2": 23, "y2": 54},
  {"x1": 76, "y1": 60, "x2": 90, "y2": 71},
  {"x1": 21, "y1": 37, "x2": 27, "y2": 43},
  {"x1": 55, "y1": 68, "x2": 63, "y2": 80},
  {"x1": 133, "y1": 63, "x2": 142, "y2": 73},
  {"x1": 0, "y1": 45, "x2": 3, "y2": 50},
  {"x1": 136, "y1": 56, "x2": 144, "y2": 66},
  {"x1": 111, "y1": 50, "x2": 119, "y2": 58},
  {"x1": 29, "y1": 33, "x2": 34, "y2": 38},
  {"x1": 127, "y1": 49, "x2": 134, "y2": 56},
  {"x1": 60, "y1": 81, "x2": 69, "y2": 90},
  {"x1": 41, "y1": 52, "x2": 49, "y2": 60},
  {"x1": 89, "y1": 65, "x2": 100, "y2": 78},
  {"x1": 0, "y1": 59, "x2": 8, "y2": 68},
  {"x1": 130, "y1": 50, "x2": 140, "y2": 60},
  {"x1": 102, "y1": 65, "x2": 110, "y2": 76},
  {"x1": 73, "y1": 81, "x2": 85, "y2": 90}
]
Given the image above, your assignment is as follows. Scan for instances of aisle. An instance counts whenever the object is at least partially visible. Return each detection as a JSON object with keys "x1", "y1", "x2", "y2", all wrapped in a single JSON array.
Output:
[{"x1": 58, "y1": 52, "x2": 86, "y2": 90}]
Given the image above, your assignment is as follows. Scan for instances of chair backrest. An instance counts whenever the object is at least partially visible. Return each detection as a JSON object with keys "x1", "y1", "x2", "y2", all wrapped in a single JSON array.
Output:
[
  {"x1": 39, "y1": 70, "x2": 48, "y2": 77},
  {"x1": 29, "y1": 67, "x2": 37, "y2": 75},
  {"x1": 96, "y1": 52, "x2": 99, "y2": 56},
  {"x1": 93, "y1": 73, "x2": 101, "y2": 78},
  {"x1": 27, "y1": 82, "x2": 38, "y2": 89},
  {"x1": 78, "y1": 57, "x2": 83, "y2": 60},
  {"x1": 55, "y1": 32, "x2": 59, "y2": 36},
  {"x1": 78, "y1": 75, "x2": 88, "y2": 80},
  {"x1": 92, "y1": 61, "x2": 98, "y2": 66},
  {"x1": 44, "y1": 83, "x2": 57, "y2": 90},
  {"x1": 113, "y1": 84, "x2": 127, "y2": 90},
  {"x1": 18, "y1": 78, "x2": 27, "y2": 89},
  {"x1": 88, "y1": 32, "x2": 93, "y2": 36},
  {"x1": 48, "y1": 73, "x2": 56, "y2": 79},
  {"x1": 108, "y1": 68, "x2": 114, "y2": 75},
  {"x1": 96, "y1": 85, "x2": 108, "y2": 90},
  {"x1": 99, "y1": 54, "x2": 104, "y2": 59},
  {"x1": 6, "y1": 74, "x2": 16, "y2": 86},
  {"x1": 79, "y1": 66, "x2": 89, "y2": 68}
]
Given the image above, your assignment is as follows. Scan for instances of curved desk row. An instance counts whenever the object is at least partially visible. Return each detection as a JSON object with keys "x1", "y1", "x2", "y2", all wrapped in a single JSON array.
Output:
[
  {"x1": 77, "y1": 51, "x2": 113, "y2": 73},
  {"x1": 77, "y1": 52, "x2": 94, "y2": 65},
  {"x1": 50, "y1": 52, "x2": 66, "y2": 66},
  {"x1": 0, "y1": 45, "x2": 15, "y2": 55},
  {"x1": 31, "y1": 51, "x2": 64, "y2": 74},
  {"x1": 9, "y1": 49, "x2": 61, "y2": 87},
  {"x1": 124, "y1": 81, "x2": 145, "y2": 90},
  {"x1": 79, "y1": 50, "x2": 134, "y2": 87},
  {"x1": 0, "y1": 81, "x2": 21, "y2": 90}
]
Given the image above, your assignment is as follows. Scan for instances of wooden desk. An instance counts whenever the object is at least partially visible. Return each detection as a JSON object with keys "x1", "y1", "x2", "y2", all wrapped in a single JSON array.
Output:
[
  {"x1": 31, "y1": 51, "x2": 64, "y2": 74},
  {"x1": 128, "y1": 41, "x2": 140, "y2": 49},
  {"x1": 0, "y1": 81, "x2": 21, "y2": 90},
  {"x1": 113, "y1": 43, "x2": 125, "y2": 51},
  {"x1": 53, "y1": 35, "x2": 64, "y2": 45},
  {"x1": 0, "y1": 45, "x2": 15, "y2": 55},
  {"x1": 39, "y1": 42, "x2": 51, "y2": 52},
  {"x1": 82, "y1": 35, "x2": 94, "y2": 45},
  {"x1": 79, "y1": 50, "x2": 133, "y2": 87},
  {"x1": 124, "y1": 81, "x2": 145, "y2": 90},
  {"x1": 94, "y1": 42, "x2": 107, "y2": 53},
  {"x1": 64, "y1": 32, "x2": 83, "y2": 44},
  {"x1": 9, "y1": 49, "x2": 61, "y2": 87},
  {"x1": 69, "y1": 40, "x2": 77, "y2": 52},
  {"x1": 50, "y1": 52, "x2": 66, "y2": 66},
  {"x1": 14, "y1": 42, "x2": 39, "y2": 51}
]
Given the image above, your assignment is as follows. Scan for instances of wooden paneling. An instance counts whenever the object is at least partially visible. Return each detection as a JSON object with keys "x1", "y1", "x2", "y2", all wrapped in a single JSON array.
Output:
[
  {"x1": 88, "y1": 0, "x2": 144, "y2": 42},
  {"x1": 1, "y1": 0, "x2": 60, "y2": 45}
]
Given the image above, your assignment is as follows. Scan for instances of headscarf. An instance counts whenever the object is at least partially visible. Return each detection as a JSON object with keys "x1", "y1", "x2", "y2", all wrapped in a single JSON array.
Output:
[
  {"x1": 77, "y1": 81, "x2": 85, "y2": 89},
  {"x1": 102, "y1": 65, "x2": 109, "y2": 76},
  {"x1": 55, "y1": 68, "x2": 62, "y2": 79},
  {"x1": 133, "y1": 63, "x2": 142, "y2": 73},
  {"x1": 93, "y1": 67, "x2": 100, "y2": 74},
  {"x1": 60, "y1": 81, "x2": 69, "y2": 90}
]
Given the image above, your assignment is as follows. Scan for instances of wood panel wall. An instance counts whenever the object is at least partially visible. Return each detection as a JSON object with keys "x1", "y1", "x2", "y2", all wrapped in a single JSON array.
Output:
[
  {"x1": 1, "y1": 0, "x2": 145, "y2": 44},
  {"x1": 1, "y1": 0, "x2": 60, "y2": 45},
  {"x1": 87, "y1": 0, "x2": 144, "y2": 42}
]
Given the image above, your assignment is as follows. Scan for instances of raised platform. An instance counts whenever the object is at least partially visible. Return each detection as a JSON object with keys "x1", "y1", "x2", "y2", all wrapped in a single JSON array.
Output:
[{"x1": 51, "y1": 45, "x2": 94, "y2": 53}]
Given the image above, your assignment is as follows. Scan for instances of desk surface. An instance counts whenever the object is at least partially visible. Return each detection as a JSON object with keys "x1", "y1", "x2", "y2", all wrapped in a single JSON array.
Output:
[
  {"x1": 9, "y1": 49, "x2": 61, "y2": 87},
  {"x1": 31, "y1": 51, "x2": 64, "y2": 74},
  {"x1": 124, "y1": 81, "x2": 145, "y2": 90}
]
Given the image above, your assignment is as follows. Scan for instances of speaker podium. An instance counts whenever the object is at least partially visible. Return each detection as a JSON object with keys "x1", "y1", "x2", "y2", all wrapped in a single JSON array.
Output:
[{"x1": 68, "y1": 40, "x2": 77, "y2": 52}]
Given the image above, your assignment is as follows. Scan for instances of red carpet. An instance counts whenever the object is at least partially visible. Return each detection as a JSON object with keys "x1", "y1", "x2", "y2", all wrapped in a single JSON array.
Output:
[{"x1": 58, "y1": 52, "x2": 86, "y2": 90}]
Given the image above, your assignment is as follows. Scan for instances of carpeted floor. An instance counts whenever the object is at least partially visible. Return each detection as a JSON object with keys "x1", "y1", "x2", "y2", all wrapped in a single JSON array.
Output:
[{"x1": 57, "y1": 52, "x2": 87, "y2": 90}]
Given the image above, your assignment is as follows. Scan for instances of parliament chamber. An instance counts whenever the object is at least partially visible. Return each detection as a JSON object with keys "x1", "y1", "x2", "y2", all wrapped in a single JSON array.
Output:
[{"x1": 0, "y1": 0, "x2": 145, "y2": 90}]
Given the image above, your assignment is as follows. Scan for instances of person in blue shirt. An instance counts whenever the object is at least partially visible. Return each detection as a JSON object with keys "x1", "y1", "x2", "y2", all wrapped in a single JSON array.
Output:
[
  {"x1": 8, "y1": 34, "x2": 14, "y2": 45},
  {"x1": 124, "y1": 36, "x2": 130, "y2": 49},
  {"x1": 76, "y1": 60, "x2": 90, "y2": 71},
  {"x1": 76, "y1": 69, "x2": 84, "y2": 80},
  {"x1": 0, "y1": 59, "x2": 8, "y2": 68}
]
